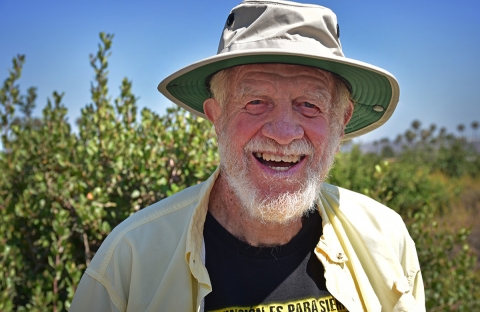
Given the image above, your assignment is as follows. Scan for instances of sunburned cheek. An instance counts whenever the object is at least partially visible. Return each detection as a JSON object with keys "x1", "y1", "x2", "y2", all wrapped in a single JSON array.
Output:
[
  {"x1": 303, "y1": 123, "x2": 330, "y2": 141},
  {"x1": 234, "y1": 117, "x2": 264, "y2": 137}
]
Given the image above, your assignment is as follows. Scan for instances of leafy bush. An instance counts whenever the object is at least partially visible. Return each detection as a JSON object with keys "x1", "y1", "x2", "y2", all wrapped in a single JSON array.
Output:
[{"x1": 0, "y1": 33, "x2": 218, "y2": 311}]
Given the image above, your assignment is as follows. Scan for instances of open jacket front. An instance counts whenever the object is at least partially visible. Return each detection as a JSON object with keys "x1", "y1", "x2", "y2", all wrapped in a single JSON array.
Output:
[{"x1": 70, "y1": 168, "x2": 425, "y2": 312}]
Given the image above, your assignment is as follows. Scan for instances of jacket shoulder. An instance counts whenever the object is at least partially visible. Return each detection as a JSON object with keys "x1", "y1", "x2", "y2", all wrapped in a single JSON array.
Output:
[
  {"x1": 87, "y1": 182, "x2": 206, "y2": 275},
  {"x1": 319, "y1": 182, "x2": 412, "y2": 255},
  {"x1": 321, "y1": 182, "x2": 403, "y2": 222}
]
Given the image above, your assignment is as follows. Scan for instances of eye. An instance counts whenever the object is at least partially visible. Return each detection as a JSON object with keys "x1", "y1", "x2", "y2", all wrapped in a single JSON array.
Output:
[
  {"x1": 295, "y1": 101, "x2": 321, "y2": 117},
  {"x1": 245, "y1": 99, "x2": 268, "y2": 115}
]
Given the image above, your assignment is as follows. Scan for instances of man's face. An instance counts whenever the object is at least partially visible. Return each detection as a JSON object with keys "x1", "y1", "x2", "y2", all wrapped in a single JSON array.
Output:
[{"x1": 207, "y1": 64, "x2": 348, "y2": 224}]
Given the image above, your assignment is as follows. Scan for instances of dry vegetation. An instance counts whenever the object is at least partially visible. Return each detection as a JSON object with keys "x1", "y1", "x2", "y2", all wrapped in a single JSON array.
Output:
[{"x1": 437, "y1": 177, "x2": 480, "y2": 269}]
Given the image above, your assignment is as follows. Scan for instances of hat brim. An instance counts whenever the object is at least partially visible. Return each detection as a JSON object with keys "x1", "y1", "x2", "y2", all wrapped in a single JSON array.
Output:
[{"x1": 158, "y1": 49, "x2": 399, "y2": 140}]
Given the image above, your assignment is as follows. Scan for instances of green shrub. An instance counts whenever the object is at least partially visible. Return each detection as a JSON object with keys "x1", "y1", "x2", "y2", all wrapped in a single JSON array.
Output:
[
  {"x1": 0, "y1": 33, "x2": 219, "y2": 311},
  {"x1": 329, "y1": 147, "x2": 480, "y2": 311}
]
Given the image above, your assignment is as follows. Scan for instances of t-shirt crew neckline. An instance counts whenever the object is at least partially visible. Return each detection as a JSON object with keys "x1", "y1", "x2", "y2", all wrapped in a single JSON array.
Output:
[{"x1": 204, "y1": 207, "x2": 321, "y2": 259}]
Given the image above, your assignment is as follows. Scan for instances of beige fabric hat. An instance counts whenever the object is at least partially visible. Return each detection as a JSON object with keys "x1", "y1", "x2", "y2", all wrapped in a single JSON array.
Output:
[{"x1": 158, "y1": 0, "x2": 400, "y2": 139}]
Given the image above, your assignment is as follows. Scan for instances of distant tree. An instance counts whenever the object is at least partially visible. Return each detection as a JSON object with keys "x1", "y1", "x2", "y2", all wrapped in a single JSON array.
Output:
[
  {"x1": 457, "y1": 123, "x2": 465, "y2": 136},
  {"x1": 437, "y1": 127, "x2": 447, "y2": 145},
  {"x1": 472, "y1": 121, "x2": 479, "y2": 139},
  {"x1": 378, "y1": 137, "x2": 393, "y2": 158},
  {"x1": 411, "y1": 119, "x2": 421, "y2": 132},
  {"x1": 381, "y1": 144, "x2": 395, "y2": 158},
  {"x1": 394, "y1": 134, "x2": 402, "y2": 145},
  {"x1": 380, "y1": 137, "x2": 390, "y2": 144},
  {"x1": 421, "y1": 129, "x2": 431, "y2": 142},
  {"x1": 405, "y1": 129, "x2": 416, "y2": 147}
]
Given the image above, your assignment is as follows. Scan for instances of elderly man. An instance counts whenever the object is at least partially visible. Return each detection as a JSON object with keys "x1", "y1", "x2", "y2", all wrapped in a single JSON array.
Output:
[{"x1": 71, "y1": 1, "x2": 425, "y2": 311}]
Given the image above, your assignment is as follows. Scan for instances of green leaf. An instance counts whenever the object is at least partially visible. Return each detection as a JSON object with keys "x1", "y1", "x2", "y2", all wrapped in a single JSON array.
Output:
[{"x1": 131, "y1": 190, "x2": 140, "y2": 199}]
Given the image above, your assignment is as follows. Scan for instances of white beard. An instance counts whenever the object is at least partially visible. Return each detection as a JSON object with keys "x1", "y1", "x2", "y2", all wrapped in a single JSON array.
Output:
[{"x1": 217, "y1": 129, "x2": 341, "y2": 225}]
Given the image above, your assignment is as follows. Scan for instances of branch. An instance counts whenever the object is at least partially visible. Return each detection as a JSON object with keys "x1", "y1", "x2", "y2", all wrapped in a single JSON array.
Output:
[{"x1": 83, "y1": 232, "x2": 92, "y2": 266}]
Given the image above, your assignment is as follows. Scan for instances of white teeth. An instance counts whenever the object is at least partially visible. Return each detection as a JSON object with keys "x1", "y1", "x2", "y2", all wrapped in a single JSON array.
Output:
[
  {"x1": 256, "y1": 152, "x2": 301, "y2": 163},
  {"x1": 270, "y1": 166, "x2": 289, "y2": 172}
]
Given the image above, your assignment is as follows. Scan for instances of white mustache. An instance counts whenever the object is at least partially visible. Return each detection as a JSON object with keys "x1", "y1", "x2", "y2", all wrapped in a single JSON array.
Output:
[{"x1": 244, "y1": 137, "x2": 314, "y2": 156}]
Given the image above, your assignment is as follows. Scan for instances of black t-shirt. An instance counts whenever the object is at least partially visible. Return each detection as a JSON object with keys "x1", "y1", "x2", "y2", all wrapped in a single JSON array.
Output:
[{"x1": 203, "y1": 209, "x2": 348, "y2": 312}]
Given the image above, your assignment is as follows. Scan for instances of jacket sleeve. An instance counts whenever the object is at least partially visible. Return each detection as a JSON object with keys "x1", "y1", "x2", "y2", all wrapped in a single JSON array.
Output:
[
  {"x1": 412, "y1": 269, "x2": 426, "y2": 310},
  {"x1": 69, "y1": 273, "x2": 122, "y2": 312},
  {"x1": 394, "y1": 223, "x2": 426, "y2": 312}
]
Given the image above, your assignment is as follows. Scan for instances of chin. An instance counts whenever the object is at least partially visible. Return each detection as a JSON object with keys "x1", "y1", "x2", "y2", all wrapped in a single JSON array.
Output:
[{"x1": 228, "y1": 172, "x2": 321, "y2": 225}]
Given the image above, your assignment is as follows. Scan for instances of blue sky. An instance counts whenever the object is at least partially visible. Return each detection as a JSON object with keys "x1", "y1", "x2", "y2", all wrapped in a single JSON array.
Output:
[{"x1": 1, "y1": 0, "x2": 479, "y2": 143}]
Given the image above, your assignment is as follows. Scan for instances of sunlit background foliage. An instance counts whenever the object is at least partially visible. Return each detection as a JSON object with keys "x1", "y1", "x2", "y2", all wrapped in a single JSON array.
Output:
[{"x1": 1, "y1": 33, "x2": 479, "y2": 311}]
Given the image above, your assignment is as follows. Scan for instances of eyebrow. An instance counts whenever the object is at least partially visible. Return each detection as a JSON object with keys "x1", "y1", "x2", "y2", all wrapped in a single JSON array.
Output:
[
  {"x1": 237, "y1": 84, "x2": 270, "y2": 98},
  {"x1": 237, "y1": 83, "x2": 333, "y2": 110},
  {"x1": 305, "y1": 89, "x2": 331, "y2": 101},
  {"x1": 303, "y1": 90, "x2": 333, "y2": 110}
]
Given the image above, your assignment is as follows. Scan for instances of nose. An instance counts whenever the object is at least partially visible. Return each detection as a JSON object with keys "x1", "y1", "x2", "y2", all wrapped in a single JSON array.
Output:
[{"x1": 261, "y1": 109, "x2": 304, "y2": 145}]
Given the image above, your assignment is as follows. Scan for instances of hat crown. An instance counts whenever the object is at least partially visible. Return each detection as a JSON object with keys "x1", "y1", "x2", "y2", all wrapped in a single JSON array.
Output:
[{"x1": 218, "y1": 0, "x2": 343, "y2": 58}]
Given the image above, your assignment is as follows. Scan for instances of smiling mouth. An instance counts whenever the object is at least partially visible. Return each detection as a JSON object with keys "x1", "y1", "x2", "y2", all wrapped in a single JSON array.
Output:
[{"x1": 253, "y1": 152, "x2": 305, "y2": 172}]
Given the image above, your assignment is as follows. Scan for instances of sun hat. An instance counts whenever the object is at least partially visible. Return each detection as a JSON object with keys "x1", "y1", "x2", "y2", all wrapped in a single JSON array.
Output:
[{"x1": 158, "y1": 0, "x2": 400, "y2": 140}]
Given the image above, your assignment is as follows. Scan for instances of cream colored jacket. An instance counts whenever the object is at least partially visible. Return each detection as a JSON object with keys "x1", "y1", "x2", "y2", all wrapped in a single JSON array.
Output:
[{"x1": 70, "y1": 168, "x2": 425, "y2": 312}]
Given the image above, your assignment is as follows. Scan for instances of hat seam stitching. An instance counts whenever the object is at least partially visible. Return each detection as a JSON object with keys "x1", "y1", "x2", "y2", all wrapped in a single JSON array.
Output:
[
  {"x1": 224, "y1": 37, "x2": 336, "y2": 51},
  {"x1": 241, "y1": 1, "x2": 329, "y2": 9}
]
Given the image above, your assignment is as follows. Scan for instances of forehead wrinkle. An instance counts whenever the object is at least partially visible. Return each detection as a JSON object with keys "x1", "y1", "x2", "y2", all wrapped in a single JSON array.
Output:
[
  {"x1": 237, "y1": 81, "x2": 273, "y2": 99},
  {"x1": 228, "y1": 64, "x2": 336, "y2": 103}
]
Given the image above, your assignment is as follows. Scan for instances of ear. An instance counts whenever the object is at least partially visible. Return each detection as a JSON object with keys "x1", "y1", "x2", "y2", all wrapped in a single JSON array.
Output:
[
  {"x1": 339, "y1": 100, "x2": 354, "y2": 138},
  {"x1": 335, "y1": 101, "x2": 354, "y2": 153},
  {"x1": 343, "y1": 101, "x2": 354, "y2": 127},
  {"x1": 203, "y1": 98, "x2": 222, "y2": 127}
]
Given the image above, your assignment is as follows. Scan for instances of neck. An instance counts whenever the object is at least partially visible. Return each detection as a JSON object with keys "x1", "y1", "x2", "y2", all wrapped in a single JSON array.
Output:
[{"x1": 208, "y1": 173, "x2": 303, "y2": 247}]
